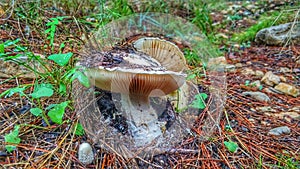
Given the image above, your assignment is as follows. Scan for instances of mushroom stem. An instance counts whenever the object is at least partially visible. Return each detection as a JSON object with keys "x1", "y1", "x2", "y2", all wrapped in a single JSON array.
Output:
[
  {"x1": 121, "y1": 93, "x2": 157, "y2": 127},
  {"x1": 120, "y1": 93, "x2": 164, "y2": 146}
]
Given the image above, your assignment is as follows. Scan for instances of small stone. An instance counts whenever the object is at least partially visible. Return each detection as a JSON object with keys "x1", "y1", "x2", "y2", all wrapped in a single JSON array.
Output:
[
  {"x1": 78, "y1": 142, "x2": 94, "y2": 165},
  {"x1": 0, "y1": 55, "x2": 45, "y2": 78},
  {"x1": 250, "y1": 80, "x2": 261, "y2": 88},
  {"x1": 261, "y1": 121, "x2": 269, "y2": 126},
  {"x1": 261, "y1": 71, "x2": 280, "y2": 86},
  {"x1": 274, "y1": 83, "x2": 300, "y2": 97},
  {"x1": 242, "y1": 91, "x2": 270, "y2": 102},
  {"x1": 275, "y1": 112, "x2": 300, "y2": 122},
  {"x1": 280, "y1": 67, "x2": 291, "y2": 73},
  {"x1": 235, "y1": 63, "x2": 243, "y2": 68},
  {"x1": 241, "y1": 126, "x2": 249, "y2": 132},
  {"x1": 241, "y1": 68, "x2": 255, "y2": 75},
  {"x1": 225, "y1": 64, "x2": 236, "y2": 72},
  {"x1": 256, "y1": 106, "x2": 276, "y2": 113},
  {"x1": 207, "y1": 56, "x2": 227, "y2": 71},
  {"x1": 233, "y1": 44, "x2": 240, "y2": 48},
  {"x1": 255, "y1": 70, "x2": 264, "y2": 77},
  {"x1": 263, "y1": 88, "x2": 274, "y2": 94},
  {"x1": 243, "y1": 10, "x2": 252, "y2": 16},
  {"x1": 221, "y1": 10, "x2": 228, "y2": 15},
  {"x1": 279, "y1": 76, "x2": 287, "y2": 82},
  {"x1": 268, "y1": 126, "x2": 291, "y2": 136},
  {"x1": 293, "y1": 68, "x2": 300, "y2": 74}
]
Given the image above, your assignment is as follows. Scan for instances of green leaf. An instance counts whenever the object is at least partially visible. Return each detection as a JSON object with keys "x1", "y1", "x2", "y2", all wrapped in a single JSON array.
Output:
[
  {"x1": 4, "y1": 125, "x2": 21, "y2": 153},
  {"x1": 74, "y1": 122, "x2": 85, "y2": 136},
  {"x1": 0, "y1": 86, "x2": 26, "y2": 98},
  {"x1": 224, "y1": 141, "x2": 238, "y2": 153},
  {"x1": 59, "y1": 43, "x2": 65, "y2": 50},
  {"x1": 48, "y1": 101, "x2": 69, "y2": 124},
  {"x1": 30, "y1": 107, "x2": 43, "y2": 116},
  {"x1": 44, "y1": 28, "x2": 51, "y2": 34},
  {"x1": 45, "y1": 104, "x2": 57, "y2": 112},
  {"x1": 72, "y1": 70, "x2": 90, "y2": 88},
  {"x1": 187, "y1": 74, "x2": 196, "y2": 80},
  {"x1": 31, "y1": 84, "x2": 54, "y2": 99},
  {"x1": 4, "y1": 39, "x2": 20, "y2": 47},
  {"x1": 59, "y1": 82, "x2": 67, "y2": 94},
  {"x1": 14, "y1": 45, "x2": 27, "y2": 52},
  {"x1": 245, "y1": 80, "x2": 250, "y2": 86},
  {"x1": 190, "y1": 93, "x2": 208, "y2": 109},
  {"x1": 0, "y1": 43, "x2": 4, "y2": 53},
  {"x1": 48, "y1": 52, "x2": 73, "y2": 66}
]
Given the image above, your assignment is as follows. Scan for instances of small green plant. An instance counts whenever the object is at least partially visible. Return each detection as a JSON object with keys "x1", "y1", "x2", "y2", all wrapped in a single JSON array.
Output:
[
  {"x1": 74, "y1": 122, "x2": 85, "y2": 136},
  {"x1": 273, "y1": 153, "x2": 300, "y2": 169},
  {"x1": 190, "y1": 93, "x2": 208, "y2": 109},
  {"x1": 257, "y1": 154, "x2": 263, "y2": 169},
  {"x1": 191, "y1": 2, "x2": 214, "y2": 36},
  {"x1": 45, "y1": 17, "x2": 65, "y2": 50},
  {"x1": 245, "y1": 80, "x2": 251, "y2": 86},
  {"x1": 0, "y1": 39, "x2": 90, "y2": 126},
  {"x1": 184, "y1": 48, "x2": 202, "y2": 66},
  {"x1": 47, "y1": 101, "x2": 70, "y2": 124},
  {"x1": 224, "y1": 140, "x2": 238, "y2": 153},
  {"x1": 4, "y1": 125, "x2": 21, "y2": 153}
]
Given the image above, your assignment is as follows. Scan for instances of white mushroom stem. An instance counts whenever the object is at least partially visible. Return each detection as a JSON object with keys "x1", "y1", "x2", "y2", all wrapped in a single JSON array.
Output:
[
  {"x1": 120, "y1": 93, "x2": 165, "y2": 146},
  {"x1": 121, "y1": 93, "x2": 157, "y2": 127}
]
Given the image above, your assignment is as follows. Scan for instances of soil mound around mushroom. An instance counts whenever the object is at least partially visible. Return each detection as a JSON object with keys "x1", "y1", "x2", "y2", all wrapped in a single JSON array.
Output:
[{"x1": 74, "y1": 13, "x2": 226, "y2": 158}]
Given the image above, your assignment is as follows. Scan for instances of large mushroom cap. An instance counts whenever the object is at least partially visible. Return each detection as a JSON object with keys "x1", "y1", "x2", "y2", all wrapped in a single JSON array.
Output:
[
  {"x1": 133, "y1": 37, "x2": 187, "y2": 72},
  {"x1": 82, "y1": 51, "x2": 186, "y2": 97},
  {"x1": 86, "y1": 66, "x2": 186, "y2": 97}
]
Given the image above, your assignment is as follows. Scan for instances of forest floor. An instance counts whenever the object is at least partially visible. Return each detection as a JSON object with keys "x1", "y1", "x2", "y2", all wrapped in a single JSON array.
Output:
[{"x1": 0, "y1": 1, "x2": 299, "y2": 168}]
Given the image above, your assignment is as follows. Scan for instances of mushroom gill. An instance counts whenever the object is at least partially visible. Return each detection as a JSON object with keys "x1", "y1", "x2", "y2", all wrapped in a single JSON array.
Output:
[{"x1": 133, "y1": 37, "x2": 187, "y2": 72}]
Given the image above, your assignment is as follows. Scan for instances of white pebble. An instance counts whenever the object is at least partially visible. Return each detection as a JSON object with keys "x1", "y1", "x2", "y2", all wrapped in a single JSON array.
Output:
[{"x1": 78, "y1": 142, "x2": 94, "y2": 165}]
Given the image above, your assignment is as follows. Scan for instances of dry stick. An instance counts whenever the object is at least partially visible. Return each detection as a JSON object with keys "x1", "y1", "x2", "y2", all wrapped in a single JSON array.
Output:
[
  {"x1": 223, "y1": 109, "x2": 263, "y2": 168},
  {"x1": 282, "y1": 9, "x2": 300, "y2": 48},
  {"x1": 218, "y1": 149, "x2": 233, "y2": 169},
  {"x1": 37, "y1": 124, "x2": 71, "y2": 167},
  {"x1": 55, "y1": 119, "x2": 79, "y2": 168},
  {"x1": 224, "y1": 109, "x2": 252, "y2": 157},
  {"x1": 24, "y1": 130, "x2": 39, "y2": 169}
]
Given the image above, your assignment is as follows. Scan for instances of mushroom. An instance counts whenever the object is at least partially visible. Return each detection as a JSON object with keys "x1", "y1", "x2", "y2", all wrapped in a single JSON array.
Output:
[
  {"x1": 83, "y1": 51, "x2": 186, "y2": 145},
  {"x1": 133, "y1": 37, "x2": 187, "y2": 72},
  {"x1": 133, "y1": 37, "x2": 200, "y2": 114}
]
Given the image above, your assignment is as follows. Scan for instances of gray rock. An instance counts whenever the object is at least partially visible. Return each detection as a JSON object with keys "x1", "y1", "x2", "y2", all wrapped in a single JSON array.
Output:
[
  {"x1": 242, "y1": 91, "x2": 270, "y2": 102},
  {"x1": 255, "y1": 22, "x2": 300, "y2": 46},
  {"x1": 268, "y1": 126, "x2": 291, "y2": 136}
]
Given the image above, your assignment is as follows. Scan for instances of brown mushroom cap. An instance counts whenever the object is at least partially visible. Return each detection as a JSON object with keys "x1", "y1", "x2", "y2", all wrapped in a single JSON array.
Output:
[
  {"x1": 86, "y1": 66, "x2": 186, "y2": 97},
  {"x1": 133, "y1": 37, "x2": 187, "y2": 72}
]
